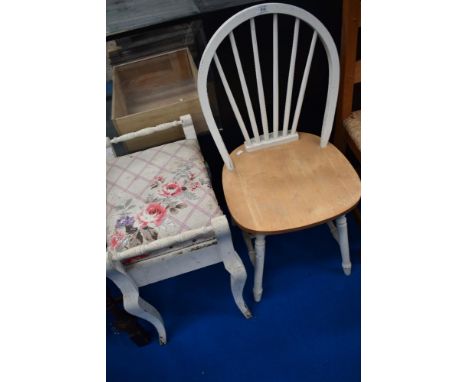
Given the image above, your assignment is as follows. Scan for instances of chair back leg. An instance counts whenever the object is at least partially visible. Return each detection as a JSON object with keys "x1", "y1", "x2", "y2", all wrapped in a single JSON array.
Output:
[
  {"x1": 336, "y1": 215, "x2": 352, "y2": 275},
  {"x1": 241, "y1": 230, "x2": 257, "y2": 266}
]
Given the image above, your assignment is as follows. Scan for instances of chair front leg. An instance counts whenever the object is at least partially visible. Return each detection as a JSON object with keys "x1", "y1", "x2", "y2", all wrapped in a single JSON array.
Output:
[
  {"x1": 253, "y1": 234, "x2": 266, "y2": 302},
  {"x1": 336, "y1": 214, "x2": 352, "y2": 275},
  {"x1": 106, "y1": 258, "x2": 167, "y2": 345}
]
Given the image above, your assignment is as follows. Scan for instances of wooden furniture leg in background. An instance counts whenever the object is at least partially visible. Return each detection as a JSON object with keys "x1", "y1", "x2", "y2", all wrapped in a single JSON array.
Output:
[
  {"x1": 333, "y1": 0, "x2": 361, "y2": 153},
  {"x1": 107, "y1": 259, "x2": 167, "y2": 345},
  {"x1": 107, "y1": 289, "x2": 151, "y2": 347}
]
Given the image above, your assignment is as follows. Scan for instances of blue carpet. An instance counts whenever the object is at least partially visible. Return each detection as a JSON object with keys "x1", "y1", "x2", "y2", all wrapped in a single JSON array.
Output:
[{"x1": 107, "y1": 219, "x2": 360, "y2": 381}]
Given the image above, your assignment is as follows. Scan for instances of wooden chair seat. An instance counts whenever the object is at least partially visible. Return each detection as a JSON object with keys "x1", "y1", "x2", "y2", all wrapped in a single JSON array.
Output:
[{"x1": 223, "y1": 133, "x2": 361, "y2": 234}]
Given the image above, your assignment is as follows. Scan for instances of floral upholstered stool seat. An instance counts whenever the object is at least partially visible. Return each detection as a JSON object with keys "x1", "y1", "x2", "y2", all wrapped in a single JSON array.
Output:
[
  {"x1": 107, "y1": 139, "x2": 222, "y2": 264},
  {"x1": 106, "y1": 115, "x2": 251, "y2": 345}
]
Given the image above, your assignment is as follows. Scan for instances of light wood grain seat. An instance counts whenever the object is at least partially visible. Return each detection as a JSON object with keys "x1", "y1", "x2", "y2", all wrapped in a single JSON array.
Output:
[
  {"x1": 343, "y1": 110, "x2": 361, "y2": 152},
  {"x1": 223, "y1": 133, "x2": 361, "y2": 234}
]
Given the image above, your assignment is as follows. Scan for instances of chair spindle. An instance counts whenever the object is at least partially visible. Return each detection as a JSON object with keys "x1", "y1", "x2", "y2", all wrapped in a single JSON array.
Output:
[
  {"x1": 214, "y1": 54, "x2": 252, "y2": 145},
  {"x1": 273, "y1": 14, "x2": 279, "y2": 138},
  {"x1": 282, "y1": 18, "x2": 300, "y2": 136},
  {"x1": 250, "y1": 18, "x2": 269, "y2": 140},
  {"x1": 290, "y1": 31, "x2": 318, "y2": 135},
  {"x1": 229, "y1": 31, "x2": 260, "y2": 143}
]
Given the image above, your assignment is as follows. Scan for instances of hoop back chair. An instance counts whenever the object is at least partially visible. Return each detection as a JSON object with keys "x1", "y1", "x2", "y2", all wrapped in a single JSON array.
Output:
[{"x1": 197, "y1": 3, "x2": 361, "y2": 302}]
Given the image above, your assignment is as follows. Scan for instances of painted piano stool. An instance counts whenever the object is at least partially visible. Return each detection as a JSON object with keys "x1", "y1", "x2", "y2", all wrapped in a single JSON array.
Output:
[{"x1": 106, "y1": 115, "x2": 252, "y2": 344}]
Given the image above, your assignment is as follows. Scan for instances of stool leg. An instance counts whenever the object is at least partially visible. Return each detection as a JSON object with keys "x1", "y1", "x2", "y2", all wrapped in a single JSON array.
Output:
[
  {"x1": 223, "y1": 253, "x2": 252, "y2": 318},
  {"x1": 212, "y1": 216, "x2": 252, "y2": 318},
  {"x1": 107, "y1": 261, "x2": 167, "y2": 345}
]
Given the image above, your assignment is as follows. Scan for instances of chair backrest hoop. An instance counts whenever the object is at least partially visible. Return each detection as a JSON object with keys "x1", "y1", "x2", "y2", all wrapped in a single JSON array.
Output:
[{"x1": 197, "y1": 2, "x2": 340, "y2": 170}]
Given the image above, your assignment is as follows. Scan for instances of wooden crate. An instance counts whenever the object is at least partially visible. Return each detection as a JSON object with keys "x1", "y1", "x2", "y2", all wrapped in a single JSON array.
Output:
[
  {"x1": 107, "y1": 21, "x2": 203, "y2": 71},
  {"x1": 111, "y1": 48, "x2": 208, "y2": 152}
]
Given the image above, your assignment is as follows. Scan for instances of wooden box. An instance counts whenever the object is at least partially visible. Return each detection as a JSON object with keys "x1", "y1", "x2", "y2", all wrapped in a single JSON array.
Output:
[{"x1": 111, "y1": 48, "x2": 208, "y2": 152}]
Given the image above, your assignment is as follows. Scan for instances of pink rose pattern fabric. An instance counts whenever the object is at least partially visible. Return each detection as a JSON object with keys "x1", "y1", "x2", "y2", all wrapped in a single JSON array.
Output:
[{"x1": 107, "y1": 139, "x2": 222, "y2": 262}]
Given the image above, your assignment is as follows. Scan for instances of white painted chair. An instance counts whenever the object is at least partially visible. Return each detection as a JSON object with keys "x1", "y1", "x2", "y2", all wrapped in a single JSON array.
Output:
[
  {"x1": 197, "y1": 3, "x2": 361, "y2": 302},
  {"x1": 106, "y1": 114, "x2": 251, "y2": 345}
]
